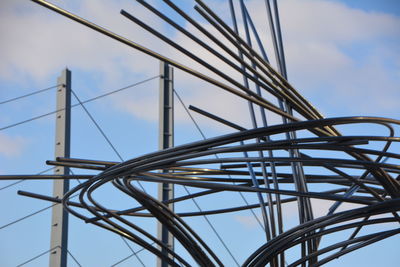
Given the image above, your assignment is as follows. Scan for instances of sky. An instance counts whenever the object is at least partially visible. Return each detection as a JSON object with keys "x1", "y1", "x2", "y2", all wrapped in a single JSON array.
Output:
[{"x1": 0, "y1": 0, "x2": 399, "y2": 266}]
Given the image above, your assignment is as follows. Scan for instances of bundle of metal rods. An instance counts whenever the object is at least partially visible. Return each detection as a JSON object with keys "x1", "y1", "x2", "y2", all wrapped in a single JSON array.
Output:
[
  {"x1": 3, "y1": 0, "x2": 400, "y2": 266},
  {"x1": 17, "y1": 117, "x2": 400, "y2": 266}
]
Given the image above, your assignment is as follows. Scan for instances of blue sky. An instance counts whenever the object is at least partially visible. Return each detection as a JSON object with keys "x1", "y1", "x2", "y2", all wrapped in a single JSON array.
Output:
[{"x1": 0, "y1": 0, "x2": 399, "y2": 266}]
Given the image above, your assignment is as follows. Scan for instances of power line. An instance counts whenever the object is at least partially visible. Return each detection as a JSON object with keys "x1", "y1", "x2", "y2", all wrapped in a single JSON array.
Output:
[
  {"x1": 3, "y1": 83, "x2": 243, "y2": 266},
  {"x1": 71, "y1": 89, "x2": 124, "y2": 162},
  {"x1": 69, "y1": 168, "x2": 81, "y2": 185},
  {"x1": 182, "y1": 185, "x2": 240, "y2": 266},
  {"x1": 15, "y1": 245, "x2": 83, "y2": 267},
  {"x1": 70, "y1": 89, "x2": 147, "y2": 265},
  {"x1": 70, "y1": 89, "x2": 146, "y2": 193},
  {"x1": 0, "y1": 190, "x2": 82, "y2": 231},
  {"x1": 0, "y1": 167, "x2": 55, "y2": 191},
  {"x1": 0, "y1": 179, "x2": 25, "y2": 191},
  {"x1": 0, "y1": 203, "x2": 56, "y2": 230},
  {"x1": 173, "y1": 88, "x2": 241, "y2": 266},
  {"x1": 175, "y1": 87, "x2": 284, "y2": 263},
  {"x1": 118, "y1": 237, "x2": 146, "y2": 267},
  {"x1": 66, "y1": 248, "x2": 83, "y2": 267},
  {"x1": 0, "y1": 84, "x2": 60, "y2": 105},
  {"x1": 174, "y1": 88, "x2": 264, "y2": 229},
  {"x1": 0, "y1": 75, "x2": 160, "y2": 131},
  {"x1": 16, "y1": 246, "x2": 58, "y2": 267},
  {"x1": 111, "y1": 246, "x2": 147, "y2": 267},
  {"x1": 0, "y1": 77, "x2": 159, "y2": 264},
  {"x1": 173, "y1": 89, "x2": 206, "y2": 140},
  {"x1": 2, "y1": 185, "x2": 141, "y2": 267}
]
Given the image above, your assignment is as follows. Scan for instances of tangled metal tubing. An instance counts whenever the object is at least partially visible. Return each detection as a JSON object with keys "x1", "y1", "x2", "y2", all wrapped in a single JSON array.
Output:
[
  {"x1": 18, "y1": 117, "x2": 400, "y2": 266},
  {"x1": 6, "y1": 0, "x2": 400, "y2": 266}
]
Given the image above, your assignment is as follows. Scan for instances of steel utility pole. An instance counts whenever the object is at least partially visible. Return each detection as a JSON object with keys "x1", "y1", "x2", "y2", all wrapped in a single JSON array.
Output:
[
  {"x1": 157, "y1": 62, "x2": 174, "y2": 267},
  {"x1": 49, "y1": 68, "x2": 71, "y2": 267}
]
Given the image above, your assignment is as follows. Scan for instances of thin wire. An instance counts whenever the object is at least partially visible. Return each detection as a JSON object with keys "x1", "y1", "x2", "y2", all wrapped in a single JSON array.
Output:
[
  {"x1": 16, "y1": 246, "x2": 83, "y2": 267},
  {"x1": 2, "y1": 182, "x2": 145, "y2": 266},
  {"x1": 0, "y1": 75, "x2": 160, "y2": 131},
  {"x1": 16, "y1": 246, "x2": 58, "y2": 267},
  {"x1": 173, "y1": 89, "x2": 206, "y2": 140},
  {"x1": 0, "y1": 77, "x2": 159, "y2": 262},
  {"x1": 0, "y1": 167, "x2": 55, "y2": 191},
  {"x1": 71, "y1": 90, "x2": 124, "y2": 162},
  {"x1": 0, "y1": 84, "x2": 60, "y2": 105},
  {"x1": 0, "y1": 191, "x2": 81, "y2": 230},
  {"x1": 0, "y1": 179, "x2": 25, "y2": 191},
  {"x1": 66, "y1": 248, "x2": 83, "y2": 267},
  {"x1": 70, "y1": 89, "x2": 146, "y2": 193},
  {"x1": 0, "y1": 203, "x2": 57, "y2": 230},
  {"x1": 174, "y1": 88, "x2": 264, "y2": 229},
  {"x1": 71, "y1": 89, "x2": 147, "y2": 265},
  {"x1": 111, "y1": 246, "x2": 147, "y2": 267},
  {"x1": 0, "y1": 170, "x2": 78, "y2": 266},
  {"x1": 119, "y1": 235, "x2": 146, "y2": 267},
  {"x1": 182, "y1": 185, "x2": 240, "y2": 266},
  {"x1": 111, "y1": 253, "x2": 136, "y2": 267},
  {"x1": 173, "y1": 88, "x2": 242, "y2": 266},
  {"x1": 69, "y1": 169, "x2": 81, "y2": 184}
]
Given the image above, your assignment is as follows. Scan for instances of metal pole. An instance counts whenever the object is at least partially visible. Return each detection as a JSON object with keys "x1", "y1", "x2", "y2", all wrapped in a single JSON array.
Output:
[
  {"x1": 157, "y1": 62, "x2": 174, "y2": 267},
  {"x1": 49, "y1": 68, "x2": 71, "y2": 267}
]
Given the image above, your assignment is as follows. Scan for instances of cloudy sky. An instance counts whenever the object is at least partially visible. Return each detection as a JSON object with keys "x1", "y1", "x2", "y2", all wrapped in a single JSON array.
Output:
[{"x1": 0, "y1": 0, "x2": 399, "y2": 266}]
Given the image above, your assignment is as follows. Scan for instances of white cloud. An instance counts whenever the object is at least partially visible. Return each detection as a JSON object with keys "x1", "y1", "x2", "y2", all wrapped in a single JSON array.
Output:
[
  {"x1": 0, "y1": 0, "x2": 161, "y2": 83},
  {"x1": 0, "y1": 133, "x2": 28, "y2": 158},
  {"x1": 0, "y1": 0, "x2": 264, "y2": 130},
  {"x1": 236, "y1": 0, "x2": 400, "y2": 117},
  {"x1": 105, "y1": 0, "x2": 400, "y2": 122},
  {"x1": 234, "y1": 213, "x2": 262, "y2": 229},
  {"x1": 279, "y1": 0, "x2": 399, "y2": 43},
  {"x1": 234, "y1": 197, "x2": 365, "y2": 230},
  {"x1": 1, "y1": 0, "x2": 399, "y2": 129},
  {"x1": 276, "y1": 0, "x2": 400, "y2": 117}
]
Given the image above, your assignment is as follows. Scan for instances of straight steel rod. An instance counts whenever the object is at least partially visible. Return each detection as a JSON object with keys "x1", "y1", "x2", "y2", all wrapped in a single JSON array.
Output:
[
  {"x1": 194, "y1": 0, "x2": 333, "y2": 129},
  {"x1": 30, "y1": 0, "x2": 303, "y2": 125},
  {"x1": 138, "y1": 0, "x2": 314, "y2": 121}
]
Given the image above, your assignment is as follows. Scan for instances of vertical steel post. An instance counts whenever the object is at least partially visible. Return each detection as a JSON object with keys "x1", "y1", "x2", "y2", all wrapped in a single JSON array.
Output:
[
  {"x1": 49, "y1": 68, "x2": 71, "y2": 267},
  {"x1": 157, "y1": 62, "x2": 174, "y2": 267}
]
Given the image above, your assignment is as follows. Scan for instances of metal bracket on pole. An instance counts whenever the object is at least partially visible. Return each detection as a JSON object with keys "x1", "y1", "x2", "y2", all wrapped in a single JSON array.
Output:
[
  {"x1": 157, "y1": 62, "x2": 174, "y2": 267},
  {"x1": 49, "y1": 68, "x2": 71, "y2": 267}
]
